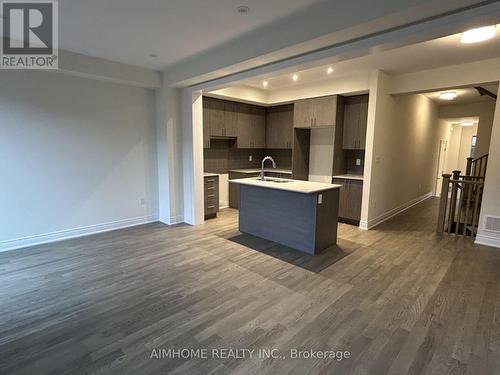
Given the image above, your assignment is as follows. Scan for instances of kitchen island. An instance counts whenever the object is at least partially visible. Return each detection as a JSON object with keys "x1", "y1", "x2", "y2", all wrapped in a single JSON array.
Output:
[{"x1": 230, "y1": 177, "x2": 342, "y2": 255}]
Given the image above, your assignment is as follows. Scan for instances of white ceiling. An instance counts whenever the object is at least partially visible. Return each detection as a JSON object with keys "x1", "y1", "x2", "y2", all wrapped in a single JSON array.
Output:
[
  {"x1": 238, "y1": 25, "x2": 500, "y2": 91},
  {"x1": 49, "y1": 0, "x2": 322, "y2": 70},
  {"x1": 423, "y1": 84, "x2": 498, "y2": 104}
]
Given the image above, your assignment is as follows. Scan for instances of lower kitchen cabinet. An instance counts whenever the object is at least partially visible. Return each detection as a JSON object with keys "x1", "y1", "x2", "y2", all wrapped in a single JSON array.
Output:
[
  {"x1": 204, "y1": 175, "x2": 219, "y2": 219},
  {"x1": 229, "y1": 172, "x2": 259, "y2": 208},
  {"x1": 332, "y1": 178, "x2": 363, "y2": 224}
]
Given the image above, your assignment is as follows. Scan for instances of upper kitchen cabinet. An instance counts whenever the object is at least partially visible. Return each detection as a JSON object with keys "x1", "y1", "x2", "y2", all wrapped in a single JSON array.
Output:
[
  {"x1": 293, "y1": 95, "x2": 339, "y2": 128},
  {"x1": 266, "y1": 104, "x2": 294, "y2": 149},
  {"x1": 293, "y1": 99, "x2": 313, "y2": 128},
  {"x1": 203, "y1": 97, "x2": 237, "y2": 139},
  {"x1": 342, "y1": 94, "x2": 369, "y2": 150},
  {"x1": 236, "y1": 103, "x2": 266, "y2": 149}
]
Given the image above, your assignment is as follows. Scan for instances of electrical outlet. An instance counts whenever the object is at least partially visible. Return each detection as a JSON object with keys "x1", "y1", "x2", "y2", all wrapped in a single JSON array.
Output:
[
  {"x1": 140, "y1": 198, "x2": 146, "y2": 206},
  {"x1": 249, "y1": 155, "x2": 252, "y2": 161},
  {"x1": 356, "y1": 158, "x2": 361, "y2": 166}
]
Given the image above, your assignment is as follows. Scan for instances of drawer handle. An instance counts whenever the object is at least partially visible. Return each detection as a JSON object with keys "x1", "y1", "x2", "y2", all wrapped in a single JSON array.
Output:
[
  {"x1": 207, "y1": 205, "x2": 215, "y2": 209},
  {"x1": 207, "y1": 186, "x2": 215, "y2": 190},
  {"x1": 206, "y1": 179, "x2": 215, "y2": 182},
  {"x1": 207, "y1": 194, "x2": 215, "y2": 198}
]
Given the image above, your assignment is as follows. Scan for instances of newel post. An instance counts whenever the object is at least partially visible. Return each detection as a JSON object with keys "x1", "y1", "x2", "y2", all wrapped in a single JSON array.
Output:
[
  {"x1": 466, "y1": 157, "x2": 473, "y2": 176},
  {"x1": 437, "y1": 174, "x2": 452, "y2": 233}
]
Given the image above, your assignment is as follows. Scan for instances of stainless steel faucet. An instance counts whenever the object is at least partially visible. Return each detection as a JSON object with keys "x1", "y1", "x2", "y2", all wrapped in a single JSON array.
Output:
[{"x1": 260, "y1": 156, "x2": 277, "y2": 180}]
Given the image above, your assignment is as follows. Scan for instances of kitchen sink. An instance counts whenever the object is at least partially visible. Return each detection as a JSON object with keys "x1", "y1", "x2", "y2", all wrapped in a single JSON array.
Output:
[{"x1": 254, "y1": 177, "x2": 291, "y2": 183}]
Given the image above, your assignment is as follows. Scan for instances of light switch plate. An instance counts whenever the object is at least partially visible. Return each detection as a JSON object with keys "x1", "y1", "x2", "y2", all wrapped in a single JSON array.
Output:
[
  {"x1": 249, "y1": 155, "x2": 252, "y2": 161},
  {"x1": 318, "y1": 194, "x2": 323, "y2": 204},
  {"x1": 356, "y1": 158, "x2": 361, "y2": 166}
]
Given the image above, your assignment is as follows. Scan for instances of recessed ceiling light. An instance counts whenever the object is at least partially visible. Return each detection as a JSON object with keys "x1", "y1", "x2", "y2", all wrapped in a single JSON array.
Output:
[
  {"x1": 236, "y1": 5, "x2": 250, "y2": 14},
  {"x1": 292, "y1": 74, "x2": 299, "y2": 81},
  {"x1": 461, "y1": 25, "x2": 496, "y2": 44},
  {"x1": 461, "y1": 121, "x2": 474, "y2": 127},
  {"x1": 327, "y1": 67, "x2": 334, "y2": 74},
  {"x1": 262, "y1": 80, "x2": 268, "y2": 88},
  {"x1": 440, "y1": 91, "x2": 457, "y2": 100},
  {"x1": 149, "y1": 53, "x2": 158, "y2": 58}
]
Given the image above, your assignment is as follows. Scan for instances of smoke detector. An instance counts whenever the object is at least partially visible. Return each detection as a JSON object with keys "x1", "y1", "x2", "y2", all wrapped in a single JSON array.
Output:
[{"x1": 236, "y1": 6, "x2": 250, "y2": 14}]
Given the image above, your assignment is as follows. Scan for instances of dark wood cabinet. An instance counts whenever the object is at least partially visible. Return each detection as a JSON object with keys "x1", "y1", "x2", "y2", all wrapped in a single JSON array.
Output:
[
  {"x1": 236, "y1": 103, "x2": 265, "y2": 149},
  {"x1": 293, "y1": 95, "x2": 339, "y2": 128},
  {"x1": 202, "y1": 97, "x2": 238, "y2": 147},
  {"x1": 204, "y1": 175, "x2": 219, "y2": 219},
  {"x1": 229, "y1": 171, "x2": 260, "y2": 208},
  {"x1": 266, "y1": 104, "x2": 293, "y2": 149},
  {"x1": 332, "y1": 178, "x2": 363, "y2": 223},
  {"x1": 203, "y1": 103, "x2": 211, "y2": 148},
  {"x1": 342, "y1": 94, "x2": 368, "y2": 150}
]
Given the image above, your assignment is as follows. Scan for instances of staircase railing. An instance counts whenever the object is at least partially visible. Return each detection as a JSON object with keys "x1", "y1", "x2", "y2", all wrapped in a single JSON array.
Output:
[
  {"x1": 466, "y1": 153, "x2": 488, "y2": 177},
  {"x1": 436, "y1": 170, "x2": 484, "y2": 236}
]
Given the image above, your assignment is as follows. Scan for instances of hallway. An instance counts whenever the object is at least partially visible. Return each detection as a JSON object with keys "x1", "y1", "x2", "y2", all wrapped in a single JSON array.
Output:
[{"x1": 1, "y1": 198, "x2": 499, "y2": 374}]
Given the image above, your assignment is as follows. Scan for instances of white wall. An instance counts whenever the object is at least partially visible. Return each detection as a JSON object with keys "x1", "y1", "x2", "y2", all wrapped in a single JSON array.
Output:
[
  {"x1": 439, "y1": 100, "x2": 496, "y2": 157},
  {"x1": 442, "y1": 123, "x2": 477, "y2": 174},
  {"x1": 362, "y1": 71, "x2": 442, "y2": 228},
  {"x1": 309, "y1": 127, "x2": 335, "y2": 183},
  {"x1": 477, "y1": 85, "x2": 500, "y2": 248},
  {"x1": 156, "y1": 86, "x2": 184, "y2": 224},
  {"x1": 0, "y1": 70, "x2": 158, "y2": 251},
  {"x1": 218, "y1": 174, "x2": 229, "y2": 209}
]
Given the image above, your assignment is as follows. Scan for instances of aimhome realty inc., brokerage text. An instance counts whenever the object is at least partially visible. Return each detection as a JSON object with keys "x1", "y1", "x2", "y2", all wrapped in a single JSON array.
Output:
[{"x1": 150, "y1": 348, "x2": 352, "y2": 361}]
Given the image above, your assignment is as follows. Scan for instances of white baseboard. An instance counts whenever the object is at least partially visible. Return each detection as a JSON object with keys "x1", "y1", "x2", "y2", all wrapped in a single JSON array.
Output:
[
  {"x1": 359, "y1": 192, "x2": 433, "y2": 230},
  {"x1": 0, "y1": 215, "x2": 158, "y2": 253},
  {"x1": 475, "y1": 232, "x2": 500, "y2": 249},
  {"x1": 168, "y1": 215, "x2": 184, "y2": 225}
]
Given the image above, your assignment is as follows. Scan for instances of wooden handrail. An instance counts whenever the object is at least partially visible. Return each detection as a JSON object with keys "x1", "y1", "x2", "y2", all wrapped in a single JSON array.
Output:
[
  {"x1": 473, "y1": 153, "x2": 488, "y2": 162},
  {"x1": 449, "y1": 179, "x2": 485, "y2": 184},
  {"x1": 467, "y1": 153, "x2": 489, "y2": 178},
  {"x1": 437, "y1": 170, "x2": 484, "y2": 236}
]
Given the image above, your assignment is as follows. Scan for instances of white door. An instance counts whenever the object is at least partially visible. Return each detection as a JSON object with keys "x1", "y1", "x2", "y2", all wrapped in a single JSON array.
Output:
[{"x1": 435, "y1": 140, "x2": 448, "y2": 196}]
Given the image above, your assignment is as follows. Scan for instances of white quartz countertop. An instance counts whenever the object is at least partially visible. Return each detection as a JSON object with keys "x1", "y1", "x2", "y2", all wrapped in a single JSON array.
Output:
[
  {"x1": 204, "y1": 172, "x2": 219, "y2": 178},
  {"x1": 231, "y1": 177, "x2": 342, "y2": 194},
  {"x1": 229, "y1": 168, "x2": 292, "y2": 174},
  {"x1": 332, "y1": 174, "x2": 364, "y2": 181}
]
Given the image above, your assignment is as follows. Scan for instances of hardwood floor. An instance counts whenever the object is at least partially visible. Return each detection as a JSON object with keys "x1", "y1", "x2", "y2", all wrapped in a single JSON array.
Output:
[{"x1": 1, "y1": 198, "x2": 499, "y2": 374}]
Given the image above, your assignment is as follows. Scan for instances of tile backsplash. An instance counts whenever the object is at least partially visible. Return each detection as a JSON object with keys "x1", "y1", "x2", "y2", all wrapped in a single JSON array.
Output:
[
  {"x1": 204, "y1": 139, "x2": 292, "y2": 174},
  {"x1": 344, "y1": 150, "x2": 365, "y2": 175}
]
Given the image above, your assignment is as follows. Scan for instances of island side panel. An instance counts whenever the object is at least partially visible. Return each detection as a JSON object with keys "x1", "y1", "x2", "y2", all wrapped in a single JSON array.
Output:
[
  {"x1": 239, "y1": 184, "x2": 317, "y2": 254},
  {"x1": 314, "y1": 188, "x2": 339, "y2": 252}
]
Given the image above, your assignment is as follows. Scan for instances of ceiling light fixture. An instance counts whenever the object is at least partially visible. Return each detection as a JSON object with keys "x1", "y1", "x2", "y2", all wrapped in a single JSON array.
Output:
[
  {"x1": 292, "y1": 74, "x2": 299, "y2": 81},
  {"x1": 461, "y1": 25, "x2": 496, "y2": 44},
  {"x1": 236, "y1": 5, "x2": 250, "y2": 14},
  {"x1": 327, "y1": 67, "x2": 334, "y2": 74},
  {"x1": 262, "y1": 80, "x2": 268, "y2": 88},
  {"x1": 440, "y1": 91, "x2": 457, "y2": 101},
  {"x1": 461, "y1": 121, "x2": 474, "y2": 127}
]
